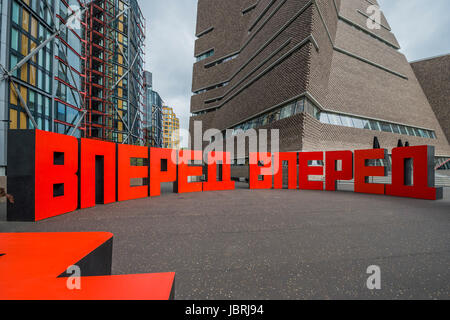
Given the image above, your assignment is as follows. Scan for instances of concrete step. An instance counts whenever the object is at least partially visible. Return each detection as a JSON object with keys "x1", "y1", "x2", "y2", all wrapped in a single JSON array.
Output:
[{"x1": 333, "y1": 175, "x2": 450, "y2": 187}]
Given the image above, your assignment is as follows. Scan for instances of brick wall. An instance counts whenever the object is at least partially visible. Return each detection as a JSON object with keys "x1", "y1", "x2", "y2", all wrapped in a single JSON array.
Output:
[
  {"x1": 190, "y1": 0, "x2": 450, "y2": 159},
  {"x1": 411, "y1": 55, "x2": 450, "y2": 143}
]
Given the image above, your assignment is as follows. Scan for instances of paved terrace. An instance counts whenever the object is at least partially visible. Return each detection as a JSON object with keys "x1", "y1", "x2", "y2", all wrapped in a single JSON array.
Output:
[{"x1": 1, "y1": 184, "x2": 449, "y2": 299}]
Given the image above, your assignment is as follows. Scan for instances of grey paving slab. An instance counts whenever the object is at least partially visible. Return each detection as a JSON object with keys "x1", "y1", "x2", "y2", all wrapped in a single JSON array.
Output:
[{"x1": 1, "y1": 183, "x2": 449, "y2": 299}]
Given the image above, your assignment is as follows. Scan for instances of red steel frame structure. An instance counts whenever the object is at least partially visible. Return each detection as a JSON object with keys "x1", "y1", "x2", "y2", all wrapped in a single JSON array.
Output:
[{"x1": 84, "y1": 0, "x2": 114, "y2": 142}]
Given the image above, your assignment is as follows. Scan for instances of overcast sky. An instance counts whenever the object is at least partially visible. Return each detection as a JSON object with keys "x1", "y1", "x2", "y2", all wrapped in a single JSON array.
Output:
[{"x1": 138, "y1": 0, "x2": 450, "y2": 132}]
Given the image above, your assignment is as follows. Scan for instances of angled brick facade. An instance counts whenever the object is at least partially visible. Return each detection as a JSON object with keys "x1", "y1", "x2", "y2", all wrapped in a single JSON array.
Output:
[
  {"x1": 411, "y1": 54, "x2": 450, "y2": 144},
  {"x1": 190, "y1": 0, "x2": 450, "y2": 159}
]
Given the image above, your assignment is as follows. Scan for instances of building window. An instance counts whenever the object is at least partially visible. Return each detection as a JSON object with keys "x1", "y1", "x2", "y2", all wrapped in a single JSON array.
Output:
[
  {"x1": 205, "y1": 53, "x2": 238, "y2": 68},
  {"x1": 380, "y1": 122, "x2": 392, "y2": 132},
  {"x1": 57, "y1": 103, "x2": 65, "y2": 121},
  {"x1": 193, "y1": 81, "x2": 230, "y2": 95},
  {"x1": 436, "y1": 157, "x2": 450, "y2": 170},
  {"x1": 196, "y1": 49, "x2": 214, "y2": 62},
  {"x1": 11, "y1": 28, "x2": 19, "y2": 51},
  {"x1": 226, "y1": 97, "x2": 437, "y2": 140},
  {"x1": 12, "y1": 1, "x2": 20, "y2": 24},
  {"x1": 328, "y1": 114, "x2": 342, "y2": 126},
  {"x1": 339, "y1": 115, "x2": 352, "y2": 127}
]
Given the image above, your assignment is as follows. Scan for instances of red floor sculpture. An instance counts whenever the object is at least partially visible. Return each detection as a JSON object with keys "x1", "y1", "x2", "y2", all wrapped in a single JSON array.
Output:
[{"x1": 0, "y1": 232, "x2": 175, "y2": 300}]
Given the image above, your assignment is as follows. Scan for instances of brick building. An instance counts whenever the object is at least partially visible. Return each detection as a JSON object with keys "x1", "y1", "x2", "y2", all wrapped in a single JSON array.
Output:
[
  {"x1": 189, "y1": 0, "x2": 450, "y2": 165},
  {"x1": 411, "y1": 54, "x2": 450, "y2": 169},
  {"x1": 0, "y1": 0, "x2": 146, "y2": 176}
]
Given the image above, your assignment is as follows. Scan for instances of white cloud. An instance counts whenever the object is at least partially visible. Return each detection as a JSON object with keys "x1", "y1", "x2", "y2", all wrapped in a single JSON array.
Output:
[
  {"x1": 378, "y1": 0, "x2": 450, "y2": 61},
  {"x1": 138, "y1": 0, "x2": 197, "y2": 133}
]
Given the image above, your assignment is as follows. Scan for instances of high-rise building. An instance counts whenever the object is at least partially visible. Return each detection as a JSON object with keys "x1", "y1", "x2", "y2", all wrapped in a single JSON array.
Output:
[
  {"x1": 0, "y1": 0, "x2": 86, "y2": 175},
  {"x1": 84, "y1": 0, "x2": 145, "y2": 144},
  {"x1": 411, "y1": 54, "x2": 450, "y2": 170},
  {"x1": 143, "y1": 70, "x2": 163, "y2": 147},
  {"x1": 0, "y1": 0, "x2": 145, "y2": 175},
  {"x1": 190, "y1": 0, "x2": 450, "y2": 165},
  {"x1": 162, "y1": 106, "x2": 180, "y2": 149}
]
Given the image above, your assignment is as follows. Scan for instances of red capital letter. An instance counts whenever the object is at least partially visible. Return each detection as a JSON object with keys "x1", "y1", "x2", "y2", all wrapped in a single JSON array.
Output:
[
  {"x1": 274, "y1": 152, "x2": 297, "y2": 190},
  {"x1": 203, "y1": 151, "x2": 235, "y2": 191},
  {"x1": 149, "y1": 148, "x2": 177, "y2": 197},
  {"x1": 386, "y1": 146, "x2": 442, "y2": 200},
  {"x1": 299, "y1": 152, "x2": 323, "y2": 191},
  {"x1": 35, "y1": 130, "x2": 78, "y2": 221},
  {"x1": 325, "y1": 151, "x2": 353, "y2": 191},
  {"x1": 249, "y1": 152, "x2": 272, "y2": 189},
  {"x1": 174, "y1": 150, "x2": 203, "y2": 193},
  {"x1": 118, "y1": 145, "x2": 149, "y2": 201},
  {"x1": 354, "y1": 149, "x2": 387, "y2": 195},
  {"x1": 80, "y1": 139, "x2": 116, "y2": 209}
]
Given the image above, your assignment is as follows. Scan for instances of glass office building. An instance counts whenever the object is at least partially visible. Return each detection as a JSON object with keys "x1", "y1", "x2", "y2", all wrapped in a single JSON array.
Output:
[
  {"x1": 0, "y1": 0, "x2": 146, "y2": 174},
  {"x1": 8, "y1": 0, "x2": 57, "y2": 133},
  {"x1": 143, "y1": 70, "x2": 163, "y2": 148}
]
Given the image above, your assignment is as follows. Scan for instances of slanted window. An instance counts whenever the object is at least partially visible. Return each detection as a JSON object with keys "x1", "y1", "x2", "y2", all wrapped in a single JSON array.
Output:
[
  {"x1": 380, "y1": 122, "x2": 392, "y2": 133},
  {"x1": 196, "y1": 49, "x2": 214, "y2": 62}
]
